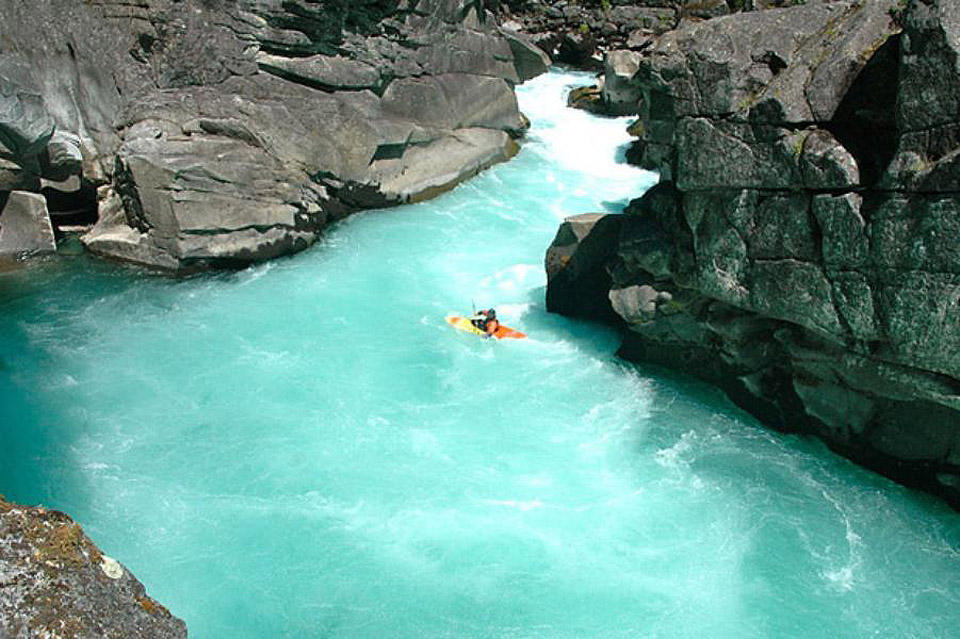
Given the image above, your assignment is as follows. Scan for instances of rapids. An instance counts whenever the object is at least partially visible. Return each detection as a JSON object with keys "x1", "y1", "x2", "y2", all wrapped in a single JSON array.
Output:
[{"x1": 2, "y1": 71, "x2": 959, "y2": 638}]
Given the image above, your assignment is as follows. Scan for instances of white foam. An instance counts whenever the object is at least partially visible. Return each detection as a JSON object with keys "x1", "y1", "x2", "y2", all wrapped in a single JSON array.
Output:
[
  {"x1": 516, "y1": 72, "x2": 657, "y2": 207},
  {"x1": 482, "y1": 498, "x2": 544, "y2": 511},
  {"x1": 655, "y1": 430, "x2": 698, "y2": 469}
]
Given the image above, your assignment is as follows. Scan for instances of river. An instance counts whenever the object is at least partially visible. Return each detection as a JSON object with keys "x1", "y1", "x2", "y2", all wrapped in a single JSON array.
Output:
[{"x1": 1, "y1": 70, "x2": 959, "y2": 638}]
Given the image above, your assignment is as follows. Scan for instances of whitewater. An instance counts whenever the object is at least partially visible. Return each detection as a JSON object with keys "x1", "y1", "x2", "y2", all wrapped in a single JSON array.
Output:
[{"x1": 1, "y1": 71, "x2": 960, "y2": 638}]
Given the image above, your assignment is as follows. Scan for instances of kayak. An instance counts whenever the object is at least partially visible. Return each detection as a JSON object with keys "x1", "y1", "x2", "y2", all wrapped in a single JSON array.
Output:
[{"x1": 446, "y1": 315, "x2": 527, "y2": 339}]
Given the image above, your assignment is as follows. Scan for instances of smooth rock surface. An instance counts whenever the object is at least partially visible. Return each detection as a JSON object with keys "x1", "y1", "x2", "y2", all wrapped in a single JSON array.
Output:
[{"x1": 0, "y1": 191, "x2": 56, "y2": 257}]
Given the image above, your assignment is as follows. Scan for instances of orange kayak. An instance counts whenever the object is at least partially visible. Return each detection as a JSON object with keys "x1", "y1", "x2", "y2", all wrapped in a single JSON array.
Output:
[{"x1": 446, "y1": 315, "x2": 527, "y2": 339}]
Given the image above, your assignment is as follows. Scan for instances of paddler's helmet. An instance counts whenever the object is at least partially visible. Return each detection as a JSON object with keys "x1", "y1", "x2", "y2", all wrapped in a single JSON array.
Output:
[{"x1": 487, "y1": 309, "x2": 496, "y2": 319}]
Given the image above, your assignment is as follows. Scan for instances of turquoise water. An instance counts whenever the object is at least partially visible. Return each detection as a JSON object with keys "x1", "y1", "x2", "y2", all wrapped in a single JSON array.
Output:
[{"x1": 2, "y1": 71, "x2": 960, "y2": 638}]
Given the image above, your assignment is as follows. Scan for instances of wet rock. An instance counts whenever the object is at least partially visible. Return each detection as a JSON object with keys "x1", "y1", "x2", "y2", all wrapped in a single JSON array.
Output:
[
  {"x1": 545, "y1": 213, "x2": 621, "y2": 322},
  {"x1": 0, "y1": 496, "x2": 186, "y2": 638},
  {"x1": 567, "y1": 84, "x2": 605, "y2": 114}
]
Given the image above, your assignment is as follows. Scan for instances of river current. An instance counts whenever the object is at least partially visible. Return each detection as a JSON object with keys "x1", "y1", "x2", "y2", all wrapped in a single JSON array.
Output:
[{"x1": 2, "y1": 71, "x2": 960, "y2": 638}]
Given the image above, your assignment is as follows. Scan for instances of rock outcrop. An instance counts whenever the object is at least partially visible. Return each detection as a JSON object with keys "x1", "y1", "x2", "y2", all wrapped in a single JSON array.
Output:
[
  {"x1": 501, "y1": 0, "x2": 820, "y2": 69},
  {"x1": 546, "y1": 0, "x2": 960, "y2": 507},
  {"x1": 0, "y1": 0, "x2": 547, "y2": 272},
  {"x1": 0, "y1": 496, "x2": 186, "y2": 638}
]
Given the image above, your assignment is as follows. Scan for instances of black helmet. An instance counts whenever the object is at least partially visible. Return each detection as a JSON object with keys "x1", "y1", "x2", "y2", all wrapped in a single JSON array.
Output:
[{"x1": 487, "y1": 308, "x2": 496, "y2": 319}]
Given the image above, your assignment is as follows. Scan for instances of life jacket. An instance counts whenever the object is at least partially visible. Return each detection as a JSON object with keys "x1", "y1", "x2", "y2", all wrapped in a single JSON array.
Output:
[{"x1": 470, "y1": 309, "x2": 494, "y2": 331}]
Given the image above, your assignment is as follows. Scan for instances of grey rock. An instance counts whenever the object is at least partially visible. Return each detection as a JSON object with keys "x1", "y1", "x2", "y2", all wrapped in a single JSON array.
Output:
[
  {"x1": 675, "y1": 119, "x2": 805, "y2": 191},
  {"x1": 748, "y1": 193, "x2": 817, "y2": 262},
  {"x1": 372, "y1": 128, "x2": 519, "y2": 204},
  {"x1": 609, "y1": 284, "x2": 665, "y2": 323},
  {"x1": 0, "y1": 0, "x2": 536, "y2": 272},
  {"x1": 0, "y1": 57, "x2": 55, "y2": 162},
  {"x1": 608, "y1": 7, "x2": 676, "y2": 34},
  {"x1": 801, "y1": 129, "x2": 860, "y2": 189},
  {"x1": 602, "y1": 50, "x2": 642, "y2": 115},
  {"x1": 831, "y1": 271, "x2": 880, "y2": 341},
  {"x1": 897, "y1": 0, "x2": 960, "y2": 132},
  {"x1": 382, "y1": 74, "x2": 524, "y2": 133},
  {"x1": 545, "y1": 213, "x2": 622, "y2": 321},
  {"x1": 0, "y1": 191, "x2": 56, "y2": 258},
  {"x1": 256, "y1": 53, "x2": 382, "y2": 91},
  {"x1": 40, "y1": 130, "x2": 83, "y2": 182},
  {"x1": 812, "y1": 193, "x2": 867, "y2": 270},
  {"x1": 749, "y1": 259, "x2": 843, "y2": 338},
  {"x1": 500, "y1": 28, "x2": 551, "y2": 81},
  {"x1": 0, "y1": 496, "x2": 186, "y2": 639},
  {"x1": 557, "y1": 31, "x2": 597, "y2": 66},
  {"x1": 0, "y1": 0, "x2": 537, "y2": 273}
]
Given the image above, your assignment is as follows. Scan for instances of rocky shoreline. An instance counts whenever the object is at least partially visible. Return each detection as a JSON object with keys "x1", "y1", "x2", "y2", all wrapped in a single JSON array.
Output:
[
  {"x1": 0, "y1": 0, "x2": 550, "y2": 274},
  {"x1": 545, "y1": 0, "x2": 960, "y2": 508},
  {"x1": 4, "y1": 0, "x2": 960, "y2": 633}
]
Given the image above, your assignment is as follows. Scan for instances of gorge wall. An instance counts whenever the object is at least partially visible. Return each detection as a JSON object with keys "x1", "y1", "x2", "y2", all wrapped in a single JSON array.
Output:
[
  {"x1": 0, "y1": 0, "x2": 549, "y2": 272},
  {"x1": 546, "y1": 0, "x2": 960, "y2": 507}
]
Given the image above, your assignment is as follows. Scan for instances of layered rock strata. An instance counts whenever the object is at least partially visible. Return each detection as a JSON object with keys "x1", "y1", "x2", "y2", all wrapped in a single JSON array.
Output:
[
  {"x1": 0, "y1": 496, "x2": 186, "y2": 638},
  {"x1": 0, "y1": 0, "x2": 547, "y2": 272},
  {"x1": 546, "y1": 0, "x2": 960, "y2": 506}
]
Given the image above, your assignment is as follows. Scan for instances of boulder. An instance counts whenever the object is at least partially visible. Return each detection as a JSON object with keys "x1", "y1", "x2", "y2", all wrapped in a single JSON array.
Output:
[
  {"x1": 372, "y1": 128, "x2": 519, "y2": 203},
  {"x1": 545, "y1": 213, "x2": 622, "y2": 321},
  {"x1": 500, "y1": 28, "x2": 551, "y2": 81},
  {"x1": 609, "y1": 284, "x2": 673, "y2": 324},
  {"x1": 0, "y1": 191, "x2": 56, "y2": 257},
  {"x1": 556, "y1": 31, "x2": 597, "y2": 67},
  {"x1": 0, "y1": 497, "x2": 186, "y2": 639},
  {"x1": 0, "y1": 0, "x2": 539, "y2": 273},
  {"x1": 800, "y1": 129, "x2": 860, "y2": 189},
  {"x1": 567, "y1": 84, "x2": 605, "y2": 114}
]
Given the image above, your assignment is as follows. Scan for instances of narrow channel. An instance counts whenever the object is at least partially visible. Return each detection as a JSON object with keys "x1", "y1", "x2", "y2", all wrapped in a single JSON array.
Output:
[{"x1": 1, "y1": 71, "x2": 959, "y2": 638}]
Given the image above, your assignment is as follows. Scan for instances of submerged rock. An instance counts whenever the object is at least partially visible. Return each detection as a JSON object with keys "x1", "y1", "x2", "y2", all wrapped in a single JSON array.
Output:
[
  {"x1": 0, "y1": 496, "x2": 186, "y2": 638},
  {"x1": 545, "y1": 0, "x2": 960, "y2": 508}
]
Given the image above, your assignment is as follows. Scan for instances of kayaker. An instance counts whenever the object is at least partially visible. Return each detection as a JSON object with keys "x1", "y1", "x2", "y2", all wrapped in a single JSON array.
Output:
[{"x1": 471, "y1": 308, "x2": 500, "y2": 337}]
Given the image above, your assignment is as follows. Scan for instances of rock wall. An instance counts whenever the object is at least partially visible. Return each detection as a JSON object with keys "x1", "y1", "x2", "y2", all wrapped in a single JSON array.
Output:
[
  {"x1": 545, "y1": 0, "x2": 960, "y2": 507},
  {"x1": 0, "y1": 496, "x2": 186, "y2": 638},
  {"x1": 0, "y1": 0, "x2": 550, "y2": 272}
]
